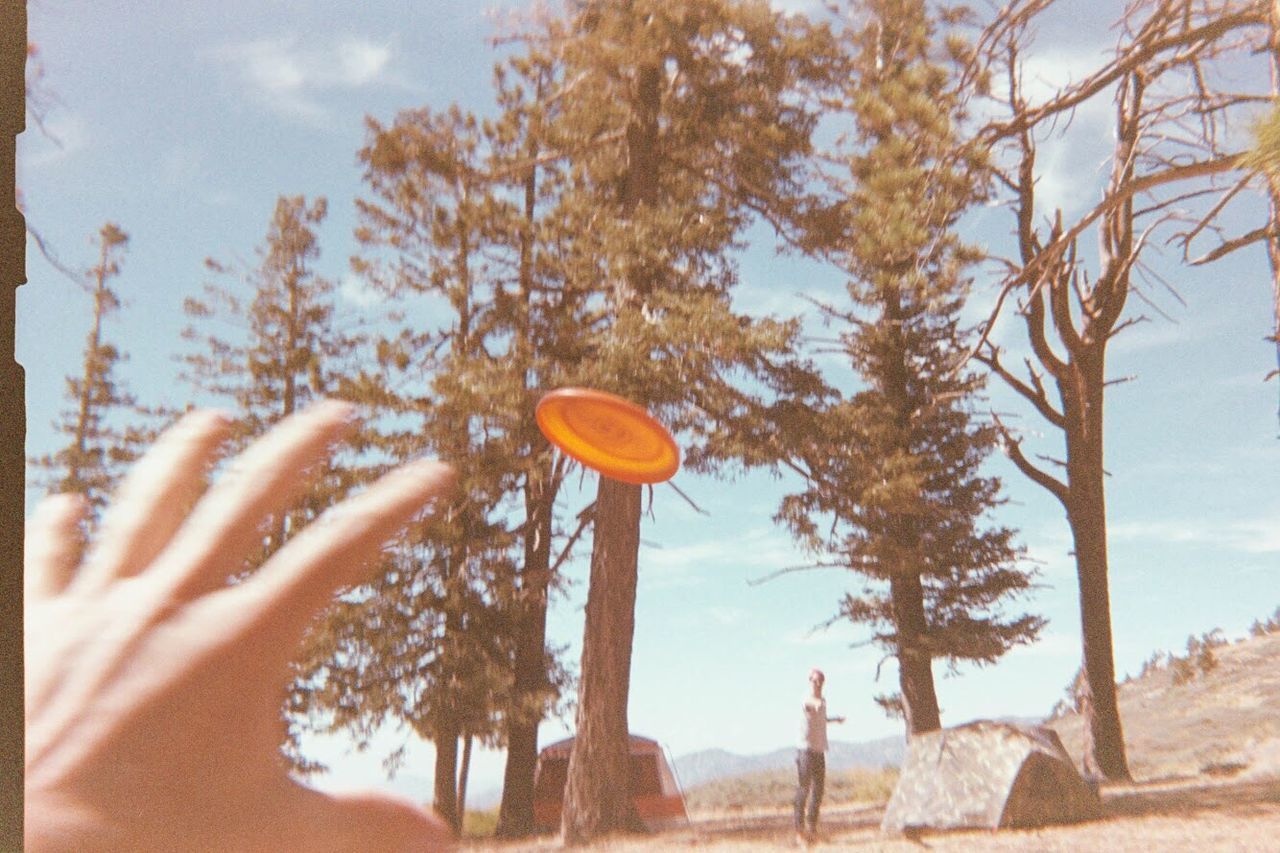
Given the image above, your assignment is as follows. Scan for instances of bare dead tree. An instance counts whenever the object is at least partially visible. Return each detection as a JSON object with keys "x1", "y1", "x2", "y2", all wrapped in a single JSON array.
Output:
[{"x1": 971, "y1": 0, "x2": 1273, "y2": 782}]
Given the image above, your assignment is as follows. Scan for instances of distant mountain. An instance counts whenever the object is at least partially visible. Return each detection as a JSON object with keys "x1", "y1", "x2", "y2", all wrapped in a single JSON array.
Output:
[
  {"x1": 672, "y1": 734, "x2": 908, "y2": 791},
  {"x1": 468, "y1": 784, "x2": 503, "y2": 810}
]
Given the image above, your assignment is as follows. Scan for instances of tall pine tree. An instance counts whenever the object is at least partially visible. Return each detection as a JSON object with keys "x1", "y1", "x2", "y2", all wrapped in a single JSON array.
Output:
[
  {"x1": 178, "y1": 194, "x2": 366, "y2": 767},
  {"x1": 484, "y1": 48, "x2": 592, "y2": 838},
  {"x1": 779, "y1": 0, "x2": 1042, "y2": 736},
  {"x1": 31, "y1": 223, "x2": 152, "y2": 518},
  {"x1": 314, "y1": 104, "x2": 543, "y2": 835},
  {"x1": 535, "y1": 0, "x2": 837, "y2": 841}
]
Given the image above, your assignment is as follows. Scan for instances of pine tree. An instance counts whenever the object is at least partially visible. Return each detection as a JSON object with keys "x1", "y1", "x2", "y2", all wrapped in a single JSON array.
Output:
[
  {"x1": 536, "y1": 0, "x2": 837, "y2": 841},
  {"x1": 178, "y1": 194, "x2": 365, "y2": 767},
  {"x1": 779, "y1": 0, "x2": 1042, "y2": 736},
  {"x1": 341, "y1": 42, "x2": 630, "y2": 834},
  {"x1": 484, "y1": 49, "x2": 591, "y2": 838},
  {"x1": 181, "y1": 196, "x2": 347, "y2": 436},
  {"x1": 315, "y1": 104, "x2": 547, "y2": 834},
  {"x1": 31, "y1": 223, "x2": 153, "y2": 518}
]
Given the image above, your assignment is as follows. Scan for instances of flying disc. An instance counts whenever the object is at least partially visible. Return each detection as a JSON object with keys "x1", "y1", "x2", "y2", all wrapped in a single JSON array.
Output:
[{"x1": 535, "y1": 388, "x2": 680, "y2": 485}]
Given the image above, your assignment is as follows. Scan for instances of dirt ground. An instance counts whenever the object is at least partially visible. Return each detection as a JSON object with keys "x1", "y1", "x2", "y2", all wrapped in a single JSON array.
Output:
[{"x1": 463, "y1": 772, "x2": 1280, "y2": 851}]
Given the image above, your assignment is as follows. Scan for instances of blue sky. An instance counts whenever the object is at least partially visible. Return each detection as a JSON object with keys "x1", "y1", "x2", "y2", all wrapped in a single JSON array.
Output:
[{"x1": 19, "y1": 0, "x2": 1279, "y2": 805}]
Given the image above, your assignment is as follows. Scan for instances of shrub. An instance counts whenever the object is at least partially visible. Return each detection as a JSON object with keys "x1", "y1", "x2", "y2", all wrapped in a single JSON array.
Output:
[
  {"x1": 1170, "y1": 655, "x2": 1196, "y2": 686},
  {"x1": 1138, "y1": 650, "x2": 1166, "y2": 678},
  {"x1": 1169, "y1": 629, "x2": 1226, "y2": 685},
  {"x1": 1250, "y1": 605, "x2": 1280, "y2": 637}
]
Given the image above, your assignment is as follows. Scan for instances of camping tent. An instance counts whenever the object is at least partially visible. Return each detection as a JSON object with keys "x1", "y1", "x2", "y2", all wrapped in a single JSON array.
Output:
[
  {"x1": 881, "y1": 720, "x2": 1102, "y2": 834},
  {"x1": 532, "y1": 734, "x2": 688, "y2": 833}
]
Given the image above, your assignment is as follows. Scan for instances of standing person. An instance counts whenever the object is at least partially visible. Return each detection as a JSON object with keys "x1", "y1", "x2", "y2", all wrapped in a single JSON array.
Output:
[{"x1": 795, "y1": 668, "x2": 844, "y2": 845}]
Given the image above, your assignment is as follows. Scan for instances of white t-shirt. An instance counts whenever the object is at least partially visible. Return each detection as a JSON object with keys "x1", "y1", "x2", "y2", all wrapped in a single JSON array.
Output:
[{"x1": 799, "y1": 696, "x2": 828, "y2": 752}]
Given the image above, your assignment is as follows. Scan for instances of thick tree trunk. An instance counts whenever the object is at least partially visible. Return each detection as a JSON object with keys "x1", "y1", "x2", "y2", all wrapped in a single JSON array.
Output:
[
  {"x1": 1068, "y1": 499, "x2": 1128, "y2": 781},
  {"x1": 433, "y1": 727, "x2": 460, "y2": 835},
  {"x1": 1063, "y1": 357, "x2": 1130, "y2": 781},
  {"x1": 560, "y1": 52, "x2": 659, "y2": 845},
  {"x1": 889, "y1": 572, "x2": 941, "y2": 735},
  {"x1": 496, "y1": 456, "x2": 556, "y2": 838},
  {"x1": 497, "y1": 135, "x2": 553, "y2": 839},
  {"x1": 560, "y1": 477, "x2": 643, "y2": 845}
]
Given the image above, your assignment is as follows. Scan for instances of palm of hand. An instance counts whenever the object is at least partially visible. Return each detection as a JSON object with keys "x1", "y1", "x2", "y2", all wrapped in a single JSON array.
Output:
[{"x1": 25, "y1": 403, "x2": 454, "y2": 852}]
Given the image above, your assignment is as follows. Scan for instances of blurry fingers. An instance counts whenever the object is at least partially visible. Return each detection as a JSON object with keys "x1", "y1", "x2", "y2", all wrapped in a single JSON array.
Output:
[
  {"x1": 24, "y1": 493, "x2": 89, "y2": 602},
  {"x1": 230, "y1": 457, "x2": 455, "y2": 651},
  {"x1": 266, "y1": 783, "x2": 454, "y2": 852},
  {"x1": 315, "y1": 788, "x2": 454, "y2": 852},
  {"x1": 154, "y1": 400, "x2": 357, "y2": 601},
  {"x1": 74, "y1": 409, "x2": 232, "y2": 594}
]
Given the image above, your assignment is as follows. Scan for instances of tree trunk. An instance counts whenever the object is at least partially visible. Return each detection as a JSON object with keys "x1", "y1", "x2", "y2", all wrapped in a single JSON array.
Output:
[
  {"x1": 560, "y1": 52, "x2": 660, "y2": 846},
  {"x1": 433, "y1": 726, "x2": 460, "y2": 835},
  {"x1": 560, "y1": 476, "x2": 643, "y2": 845},
  {"x1": 1063, "y1": 356, "x2": 1130, "y2": 781},
  {"x1": 882, "y1": 290, "x2": 941, "y2": 737},
  {"x1": 1268, "y1": 0, "x2": 1280, "y2": 415},
  {"x1": 496, "y1": 455, "x2": 556, "y2": 838},
  {"x1": 889, "y1": 572, "x2": 941, "y2": 735},
  {"x1": 457, "y1": 732, "x2": 473, "y2": 832}
]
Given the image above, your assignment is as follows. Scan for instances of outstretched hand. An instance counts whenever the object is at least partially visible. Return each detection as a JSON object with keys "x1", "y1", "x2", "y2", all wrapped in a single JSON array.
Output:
[{"x1": 25, "y1": 401, "x2": 456, "y2": 852}]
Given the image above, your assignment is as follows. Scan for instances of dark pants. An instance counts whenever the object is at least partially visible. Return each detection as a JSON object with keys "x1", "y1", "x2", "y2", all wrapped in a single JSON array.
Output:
[{"x1": 794, "y1": 749, "x2": 825, "y2": 833}]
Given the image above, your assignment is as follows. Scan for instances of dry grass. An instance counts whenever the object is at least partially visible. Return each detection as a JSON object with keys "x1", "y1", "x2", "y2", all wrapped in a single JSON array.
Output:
[
  {"x1": 683, "y1": 766, "x2": 899, "y2": 816},
  {"x1": 461, "y1": 775, "x2": 1280, "y2": 851}
]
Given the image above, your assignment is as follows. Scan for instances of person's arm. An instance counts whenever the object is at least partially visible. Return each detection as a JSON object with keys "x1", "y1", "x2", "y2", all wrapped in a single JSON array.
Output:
[{"x1": 25, "y1": 401, "x2": 455, "y2": 852}]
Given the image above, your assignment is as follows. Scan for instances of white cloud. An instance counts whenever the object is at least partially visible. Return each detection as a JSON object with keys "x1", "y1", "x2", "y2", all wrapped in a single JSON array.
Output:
[
  {"x1": 1110, "y1": 515, "x2": 1280, "y2": 554},
  {"x1": 211, "y1": 35, "x2": 394, "y2": 122},
  {"x1": 638, "y1": 527, "x2": 812, "y2": 592},
  {"x1": 336, "y1": 39, "x2": 392, "y2": 87},
  {"x1": 1032, "y1": 140, "x2": 1107, "y2": 220},
  {"x1": 1019, "y1": 48, "x2": 1113, "y2": 107},
  {"x1": 339, "y1": 272, "x2": 384, "y2": 308},
  {"x1": 647, "y1": 529, "x2": 802, "y2": 568},
  {"x1": 768, "y1": 0, "x2": 826, "y2": 17},
  {"x1": 988, "y1": 48, "x2": 1117, "y2": 221}
]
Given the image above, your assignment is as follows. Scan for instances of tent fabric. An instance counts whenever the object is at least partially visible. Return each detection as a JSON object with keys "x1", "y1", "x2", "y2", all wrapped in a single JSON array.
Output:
[
  {"x1": 532, "y1": 734, "x2": 688, "y2": 832},
  {"x1": 881, "y1": 720, "x2": 1102, "y2": 834},
  {"x1": 539, "y1": 734, "x2": 665, "y2": 760}
]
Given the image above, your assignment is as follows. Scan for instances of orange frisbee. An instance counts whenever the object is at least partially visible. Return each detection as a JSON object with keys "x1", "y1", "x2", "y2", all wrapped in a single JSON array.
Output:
[{"x1": 535, "y1": 388, "x2": 680, "y2": 485}]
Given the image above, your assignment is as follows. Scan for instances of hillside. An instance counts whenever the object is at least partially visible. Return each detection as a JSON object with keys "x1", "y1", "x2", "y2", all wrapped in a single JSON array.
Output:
[{"x1": 1047, "y1": 629, "x2": 1280, "y2": 781}]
